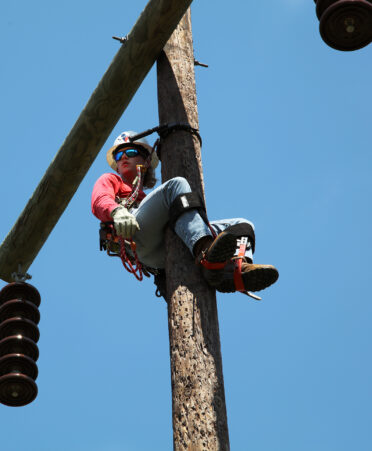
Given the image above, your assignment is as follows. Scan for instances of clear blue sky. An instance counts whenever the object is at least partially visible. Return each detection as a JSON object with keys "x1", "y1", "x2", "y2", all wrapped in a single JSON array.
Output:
[{"x1": 1, "y1": 1, "x2": 371, "y2": 450}]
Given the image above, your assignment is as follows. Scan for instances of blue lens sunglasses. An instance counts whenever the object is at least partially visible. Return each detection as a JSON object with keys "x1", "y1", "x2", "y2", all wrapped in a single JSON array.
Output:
[{"x1": 114, "y1": 147, "x2": 148, "y2": 162}]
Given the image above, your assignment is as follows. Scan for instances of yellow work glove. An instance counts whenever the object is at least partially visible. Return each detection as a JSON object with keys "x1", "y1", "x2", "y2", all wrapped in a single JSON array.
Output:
[{"x1": 111, "y1": 206, "x2": 140, "y2": 239}]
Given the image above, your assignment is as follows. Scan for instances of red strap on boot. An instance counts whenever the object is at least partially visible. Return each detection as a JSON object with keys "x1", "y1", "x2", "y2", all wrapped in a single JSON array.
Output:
[
  {"x1": 199, "y1": 257, "x2": 228, "y2": 270},
  {"x1": 233, "y1": 237, "x2": 248, "y2": 292}
]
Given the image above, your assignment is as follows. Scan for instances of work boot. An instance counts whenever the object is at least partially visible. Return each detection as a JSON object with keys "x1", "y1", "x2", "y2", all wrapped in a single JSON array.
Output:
[
  {"x1": 215, "y1": 259, "x2": 279, "y2": 293},
  {"x1": 194, "y1": 232, "x2": 241, "y2": 287}
]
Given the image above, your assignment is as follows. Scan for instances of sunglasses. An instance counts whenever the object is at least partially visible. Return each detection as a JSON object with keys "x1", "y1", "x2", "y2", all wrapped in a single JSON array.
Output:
[{"x1": 114, "y1": 147, "x2": 148, "y2": 162}]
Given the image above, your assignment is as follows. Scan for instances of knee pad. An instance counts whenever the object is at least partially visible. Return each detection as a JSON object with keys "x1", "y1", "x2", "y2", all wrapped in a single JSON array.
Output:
[{"x1": 169, "y1": 192, "x2": 207, "y2": 229}]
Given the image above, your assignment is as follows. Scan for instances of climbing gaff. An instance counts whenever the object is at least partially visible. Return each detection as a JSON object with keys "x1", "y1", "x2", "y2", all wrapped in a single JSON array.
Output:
[
  {"x1": 314, "y1": 0, "x2": 372, "y2": 51},
  {"x1": 0, "y1": 282, "x2": 41, "y2": 407}
]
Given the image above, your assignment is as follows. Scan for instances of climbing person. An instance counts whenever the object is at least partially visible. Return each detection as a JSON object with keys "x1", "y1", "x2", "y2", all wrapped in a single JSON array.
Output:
[{"x1": 91, "y1": 130, "x2": 278, "y2": 295}]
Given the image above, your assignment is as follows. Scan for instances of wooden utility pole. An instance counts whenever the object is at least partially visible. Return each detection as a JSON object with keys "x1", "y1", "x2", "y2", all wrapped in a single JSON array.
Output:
[
  {"x1": 0, "y1": 0, "x2": 194, "y2": 283},
  {"x1": 157, "y1": 10, "x2": 230, "y2": 451}
]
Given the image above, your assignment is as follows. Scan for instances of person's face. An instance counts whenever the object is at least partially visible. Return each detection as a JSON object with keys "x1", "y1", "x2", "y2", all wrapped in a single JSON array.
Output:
[{"x1": 116, "y1": 148, "x2": 149, "y2": 183}]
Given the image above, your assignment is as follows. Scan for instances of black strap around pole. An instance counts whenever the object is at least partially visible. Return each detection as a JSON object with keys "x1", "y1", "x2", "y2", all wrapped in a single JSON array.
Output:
[{"x1": 131, "y1": 123, "x2": 202, "y2": 161}]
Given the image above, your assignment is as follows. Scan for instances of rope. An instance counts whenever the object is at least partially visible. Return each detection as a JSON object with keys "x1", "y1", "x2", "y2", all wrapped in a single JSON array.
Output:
[
  {"x1": 118, "y1": 237, "x2": 143, "y2": 281},
  {"x1": 117, "y1": 165, "x2": 145, "y2": 281}
]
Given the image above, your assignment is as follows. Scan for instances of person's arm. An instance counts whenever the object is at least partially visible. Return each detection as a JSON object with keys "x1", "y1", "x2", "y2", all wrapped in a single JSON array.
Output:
[
  {"x1": 91, "y1": 173, "x2": 121, "y2": 222},
  {"x1": 92, "y1": 173, "x2": 140, "y2": 238}
]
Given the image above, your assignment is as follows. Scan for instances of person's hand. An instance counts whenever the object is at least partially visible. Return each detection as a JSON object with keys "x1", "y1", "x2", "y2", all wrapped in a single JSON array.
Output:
[{"x1": 111, "y1": 206, "x2": 140, "y2": 239}]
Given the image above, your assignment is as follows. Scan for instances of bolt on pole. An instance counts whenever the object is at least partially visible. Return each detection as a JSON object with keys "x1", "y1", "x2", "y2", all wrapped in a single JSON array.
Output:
[{"x1": 157, "y1": 9, "x2": 230, "y2": 450}]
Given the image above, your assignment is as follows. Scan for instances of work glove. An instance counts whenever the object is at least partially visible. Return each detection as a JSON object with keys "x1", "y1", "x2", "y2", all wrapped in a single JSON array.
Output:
[{"x1": 111, "y1": 206, "x2": 140, "y2": 239}]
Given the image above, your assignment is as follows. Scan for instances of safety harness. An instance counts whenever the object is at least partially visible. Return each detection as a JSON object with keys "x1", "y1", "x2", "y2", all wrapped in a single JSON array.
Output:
[{"x1": 99, "y1": 164, "x2": 148, "y2": 281}]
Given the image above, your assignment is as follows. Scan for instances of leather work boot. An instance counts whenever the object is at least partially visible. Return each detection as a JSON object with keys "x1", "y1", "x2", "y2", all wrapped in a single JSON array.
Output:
[
  {"x1": 194, "y1": 231, "x2": 242, "y2": 287},
  {"x1": 215, "y1": 259, "x2": 279, "y2": 293},
  {"x1": 194, "y1": 233, "x2": 237, "y2": 265}
]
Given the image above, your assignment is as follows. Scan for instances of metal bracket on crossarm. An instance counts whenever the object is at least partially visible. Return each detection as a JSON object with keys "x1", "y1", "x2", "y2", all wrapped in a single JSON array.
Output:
[{"x1": 11, "y1": 264, "x2": 32, "y2": 283}]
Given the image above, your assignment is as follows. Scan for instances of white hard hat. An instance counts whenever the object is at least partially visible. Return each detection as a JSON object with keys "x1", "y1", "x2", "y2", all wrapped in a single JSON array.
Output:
[{"x1": 106, "y1": 131, "x2": 159, "y2": 171}]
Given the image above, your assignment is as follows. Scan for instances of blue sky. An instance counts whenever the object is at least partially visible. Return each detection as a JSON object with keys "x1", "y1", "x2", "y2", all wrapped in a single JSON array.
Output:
[{"x1": 1, "y1": 1, "x2": 371, "y2": 450}]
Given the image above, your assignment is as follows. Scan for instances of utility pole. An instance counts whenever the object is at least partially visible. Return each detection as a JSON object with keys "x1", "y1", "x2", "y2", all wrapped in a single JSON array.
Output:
[
  {"x1": 157, "y1": 10, "x2": 230, "y2": 451},
  {"x1": 0, "y1": 0, "x2": 194, "y2": 283}
]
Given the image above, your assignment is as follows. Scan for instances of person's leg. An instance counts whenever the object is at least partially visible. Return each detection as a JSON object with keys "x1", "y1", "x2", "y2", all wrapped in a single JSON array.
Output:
[
  {"x1": 132, "y1": 177, "x2": 211, "y2": 268},
  {"x1": 132, "y1": 177, "x2": 240, "y2": 271}
]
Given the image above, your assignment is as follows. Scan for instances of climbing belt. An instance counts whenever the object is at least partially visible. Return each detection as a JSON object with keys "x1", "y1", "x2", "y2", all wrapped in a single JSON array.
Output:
[{"x1": 130, "y1": 123, "x2": 202, "y2": 162}]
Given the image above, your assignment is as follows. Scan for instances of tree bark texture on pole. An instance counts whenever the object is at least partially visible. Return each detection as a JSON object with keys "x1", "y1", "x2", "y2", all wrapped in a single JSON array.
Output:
[
  {"x1": 157, "y1": 10, "x2": 230, "y2": 451},
  {"x1": 0, "y1": 0, "x2": 195, "y2": 283}
]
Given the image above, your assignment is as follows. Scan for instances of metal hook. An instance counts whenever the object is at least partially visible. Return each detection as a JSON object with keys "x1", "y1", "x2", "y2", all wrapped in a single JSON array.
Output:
[{"x1": 11, "y1": 264, "x2": 32, "y2": 283}]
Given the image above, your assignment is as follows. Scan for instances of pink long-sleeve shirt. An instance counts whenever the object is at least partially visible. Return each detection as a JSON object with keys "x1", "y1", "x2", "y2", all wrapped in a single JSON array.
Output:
[{"x1": 91, "y1": 173, "x2": 146, "y2": 222}]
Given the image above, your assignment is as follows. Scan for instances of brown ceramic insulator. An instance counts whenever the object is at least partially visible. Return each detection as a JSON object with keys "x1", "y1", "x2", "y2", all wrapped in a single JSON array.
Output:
[
  {"x1": 316, "y1": 0, "x2": 339, "y2": 19},
  {"x1": 0, "y1": 299, "x2": 40, "y2": 324},
  {"x1": 0, "y1": 335, "x2": 39, "y2": 361},
  {"x1": 0, "y1": 373, "x2": 38, "y2": 407},
  {"x1": 0, "y1": 317, "x2": 40, "y2": 343},
  {"x1": 319, "y1": 0, "x2": 372, "y2": 50},
  {"x1": 0, "y1": 354, "x2": 38, "y2": 380},
  {"x1": 0, "y1": 283, "x2": 41, "y2": 308}
]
